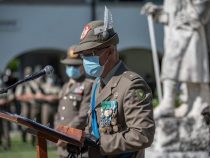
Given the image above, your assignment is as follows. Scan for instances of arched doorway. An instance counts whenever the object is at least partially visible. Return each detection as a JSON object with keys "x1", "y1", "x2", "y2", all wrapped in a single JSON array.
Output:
[{"x1": 6, "y1": 48, "x2": 68, "y2": 85}]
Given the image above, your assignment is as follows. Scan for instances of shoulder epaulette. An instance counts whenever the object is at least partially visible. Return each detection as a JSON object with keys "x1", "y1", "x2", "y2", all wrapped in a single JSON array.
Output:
[{"x1": 122, "y1": 71, "x2": 141, "y2": 81}]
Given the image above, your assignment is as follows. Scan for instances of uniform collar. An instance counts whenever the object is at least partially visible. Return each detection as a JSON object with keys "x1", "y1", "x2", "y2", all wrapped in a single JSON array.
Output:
[
  {"x1": 95, "y1": 61, "x2": 128, "y2": 107},
  {"x1": 101, "y1": 60, "x2": 122, "y2": 85},
  {"x1": 68, "y1": 75, "x2": 85, "y2": 85}
]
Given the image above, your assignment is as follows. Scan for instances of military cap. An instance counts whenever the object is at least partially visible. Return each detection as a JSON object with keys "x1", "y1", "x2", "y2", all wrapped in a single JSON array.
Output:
[
  {"x1": 74, "y1": 20, "x2": 119, "y2": 54},
  {"x1": 60, "y1": 45, "x2": 82, "y2": 65}
]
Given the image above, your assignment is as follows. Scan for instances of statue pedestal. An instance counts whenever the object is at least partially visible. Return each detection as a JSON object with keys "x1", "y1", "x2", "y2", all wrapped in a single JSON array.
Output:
[
  {"x1": 146, "y1": 150, "x2": 209, "y2": 158},
  {"x1": 147, "y1": 116, "x2": 209, "y2": 158}
]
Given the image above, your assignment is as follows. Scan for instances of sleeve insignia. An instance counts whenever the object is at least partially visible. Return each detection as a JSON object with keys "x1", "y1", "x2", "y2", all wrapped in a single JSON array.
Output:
[{"x1": 134, "y1": 89, "x2": 146, "y2": 101}]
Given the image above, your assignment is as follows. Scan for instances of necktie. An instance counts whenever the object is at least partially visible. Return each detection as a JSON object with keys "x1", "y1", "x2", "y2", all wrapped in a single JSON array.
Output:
[{"x1": 91, "y1": 78, "x2": 100, "y2": 139}]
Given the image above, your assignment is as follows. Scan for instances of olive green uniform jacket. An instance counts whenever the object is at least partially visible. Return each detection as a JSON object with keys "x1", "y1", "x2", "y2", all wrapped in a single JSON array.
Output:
[
  {"x1": 56, "y1": 76, "x2": 93, "y2": 157},
  {"x1": 86, "y1": 62, "x2": 155, "y2": 158},
  {"x1": 40, "y1": 83, "x2": 60, "y2": 127}
]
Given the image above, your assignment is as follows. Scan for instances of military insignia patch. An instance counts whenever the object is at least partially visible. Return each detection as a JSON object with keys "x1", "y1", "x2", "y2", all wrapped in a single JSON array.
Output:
[
  {"x1": 80, "y1": 24, "x2": 91, "y2": 41},
  {"x1": 73, "y1": 84, "x2": 84, "y2": 95},
  {"x1": 134, "y1": 89, "x2": 146, "y2": 101},
  {"x1": 100, "y1": 100, "x2": 118, "y2": 134}
]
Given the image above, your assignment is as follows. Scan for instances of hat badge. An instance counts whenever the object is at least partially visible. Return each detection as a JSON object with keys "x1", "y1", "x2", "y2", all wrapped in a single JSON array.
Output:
[
  {"x1": 68, "y1": 48, "x2": 78, "y2": 58},
  {"x1": 80, "y1": 24, "x2": 91, "y2": 41}
]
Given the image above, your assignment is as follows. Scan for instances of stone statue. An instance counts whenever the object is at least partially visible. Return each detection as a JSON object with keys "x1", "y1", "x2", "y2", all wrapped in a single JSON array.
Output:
[{"x1": 142, "y1": 0, "x2": 210, "y2": 119}]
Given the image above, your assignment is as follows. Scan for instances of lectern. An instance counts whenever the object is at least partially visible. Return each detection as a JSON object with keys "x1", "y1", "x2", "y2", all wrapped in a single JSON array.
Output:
[{"x1": 0, "y1": 111, "x2": 85, "y2": 158}]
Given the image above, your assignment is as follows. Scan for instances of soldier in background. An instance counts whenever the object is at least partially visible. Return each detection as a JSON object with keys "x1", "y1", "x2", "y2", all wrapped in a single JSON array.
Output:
[
  {"x1": 15, "y1": 66, "x2": 33, "y2": 143},
  {"x1": 15, "y1": 66, "x2": 42, "y2": 145},
  {"x1": 0, "y1": 74, "x2": 14, "y2": 150},
  {"x1": 35, "y1": 75, "x2": 60, "y2": 128},
  {"x1": 56, "y1": 46, "x2": 93, "y2": 158}
]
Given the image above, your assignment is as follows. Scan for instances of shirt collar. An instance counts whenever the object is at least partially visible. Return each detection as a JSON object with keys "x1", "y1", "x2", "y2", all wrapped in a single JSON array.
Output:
[{"x1": 101, "y1": 60, "x2": 122, "y2": 85}]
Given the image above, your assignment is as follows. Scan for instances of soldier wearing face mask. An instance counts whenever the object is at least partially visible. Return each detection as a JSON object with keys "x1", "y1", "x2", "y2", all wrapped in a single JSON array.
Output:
[
  {"x1": 58, "y1": 16, "x2": 155, "y2": 158},
  {"x1": 72, "y1": 17, "x2": 155, "y2": 157},
  {"x1": 55, "y1": 45, "x2": 93, "y2": 158}
]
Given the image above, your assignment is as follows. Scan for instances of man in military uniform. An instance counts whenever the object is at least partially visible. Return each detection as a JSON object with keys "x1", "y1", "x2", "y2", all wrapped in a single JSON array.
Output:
[
  {"x1": 0, "y1": 74, "x2": 14, "y2": 150},
  {"x1": 35, "y1": 75, "x2": 60, "y2": 128},
  {"x1": 56, "y1": 46, "x2": 93, "y2": 158},
  {"x1": 15, "y1": 66, "x2": 42, "y2": 145},
  {"x1": 72, "y1": 18, "x2": 155, "y2": 157}
]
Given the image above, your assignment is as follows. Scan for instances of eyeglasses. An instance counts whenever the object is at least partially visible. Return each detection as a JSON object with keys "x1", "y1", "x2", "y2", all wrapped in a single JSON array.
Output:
[
  {"x1": 80, "y1": 47, "x2": 109, "y2": 58},
  {"x1": 66, "y1": 65, "x2": 80, "y2": 68}
]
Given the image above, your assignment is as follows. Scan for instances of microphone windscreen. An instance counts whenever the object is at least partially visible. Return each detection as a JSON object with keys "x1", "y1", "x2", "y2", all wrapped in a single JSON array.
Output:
[{"x1": 44, "y1": 65, "x2": 54, "y2": 75}]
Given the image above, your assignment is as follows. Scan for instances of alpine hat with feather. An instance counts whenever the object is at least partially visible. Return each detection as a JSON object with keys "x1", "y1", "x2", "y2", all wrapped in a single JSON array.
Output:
[{"x1": 74, "y1": 7, "x2": 119, "y2": 54}]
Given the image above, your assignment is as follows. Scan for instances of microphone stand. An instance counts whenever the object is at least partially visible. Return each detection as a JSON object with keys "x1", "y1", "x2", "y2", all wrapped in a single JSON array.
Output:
[
  {"x1": 0, "y1": 65, "x2": 53, "y2": 94},
  {"x1": 0, "y1": 72, "x2": 44, "y2": 94},
  {"x1": 0, "y1": 80, "x2": 25, "y2": 94}
]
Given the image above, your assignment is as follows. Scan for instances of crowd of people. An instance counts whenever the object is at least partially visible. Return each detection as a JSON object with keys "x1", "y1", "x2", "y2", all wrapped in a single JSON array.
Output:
[{"x1": 0, "y1": 66, "x2": 61, "y2": 149}]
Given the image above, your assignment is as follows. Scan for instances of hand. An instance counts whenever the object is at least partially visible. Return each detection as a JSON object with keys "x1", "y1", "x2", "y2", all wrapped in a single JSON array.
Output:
[
  {"x1": 141, "y1": 2, "x2": 162, "y2": 15},
  {"x1": 201, "y1": 106, "x2": 210, "y2": 125},
  {"x1": 35, "y1": 93, "x2": 44, "y2": 100},
  {"x1": 56, "y1": 139, "x2": 81, "y2": 154},
  {"x1": 19, "y1": 94, "x2": 35, "y2": 102},
  {"x1": 25, "y1": 93, "x2": 35, "y2": 101},
  {"x1": 84, "y1": 134, "x2": 99, "y2": 148},
  {"x1": 0, "y1": 99, "x2": 8, "y2": 106},
  {"x1": 56, "y1": 139, "x2": 68, "y2": 148},
  {"x1": 45, "y1": 95, "x2": 58, "y2": 102},
  {"x1": 67, "y1": 144, "x2": 81, "y2": 154}
]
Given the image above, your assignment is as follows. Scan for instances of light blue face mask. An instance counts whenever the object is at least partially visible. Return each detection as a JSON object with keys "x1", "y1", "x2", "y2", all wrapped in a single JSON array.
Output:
[
  {"x1": 82, "y1": 56, "x2": 104, "y2": 77},
  {"x1": 66, "y1": 66, "x2": 81, "y2": 79}
]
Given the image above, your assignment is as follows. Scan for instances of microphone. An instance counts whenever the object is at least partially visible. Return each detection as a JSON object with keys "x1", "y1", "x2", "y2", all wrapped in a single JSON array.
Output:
[
  {"x1": 23, "y1": 65, "x2": 54, "y2": 82},
  {"x1": 0, "y1": 65, "x2": 54, "y2": 94}
]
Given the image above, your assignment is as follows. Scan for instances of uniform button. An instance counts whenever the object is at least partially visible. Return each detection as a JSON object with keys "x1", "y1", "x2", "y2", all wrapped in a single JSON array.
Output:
[
  {"x1": 62, "y1": 106, "x2": 66, "y2": 110},
  {"x1": 114, "y1": 92, "x2": 118, "y2": 98},
  {"x1": 69, "y1": 95, "x2": 73, "y2": 99},
  {"x1": 63, "y1": 96, "x2": 67, "y2": 100},
  {"x1": 113, "y1": 125, "x2": 118, "y2": 132},
  {"x1": 111, "y1": 118, "x2": 117, "y2": 125},
  {"x1": 73, "y1": 101, "x2": 77, "y2": 107},
  {"x1": 129, "y1": 74, "x2": 133, "y2": 77},
  {"x1": 61, "y1": 116, "x2": 64, "y2": 120}
]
